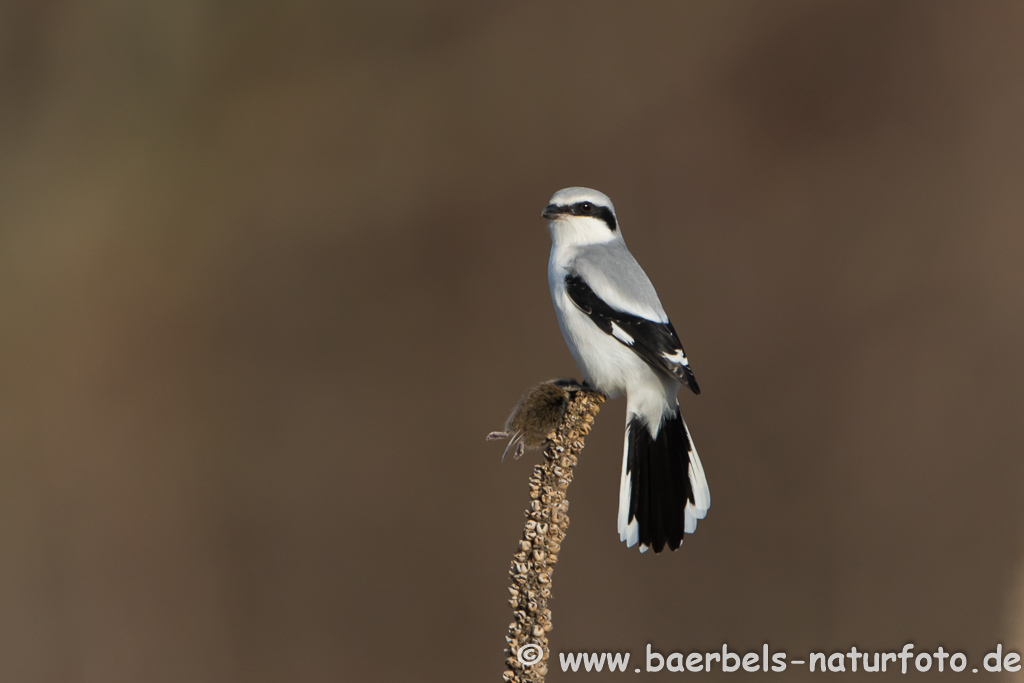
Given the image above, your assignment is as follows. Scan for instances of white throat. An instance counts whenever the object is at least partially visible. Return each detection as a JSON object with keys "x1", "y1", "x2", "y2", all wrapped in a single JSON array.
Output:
[{"x1": 547, "y1": 215, "x2": 617, "y2": 248}]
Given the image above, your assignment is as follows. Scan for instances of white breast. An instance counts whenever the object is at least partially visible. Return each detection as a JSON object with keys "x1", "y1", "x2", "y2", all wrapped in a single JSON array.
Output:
[{"x1": 548, "y1": 245, "x2": 672, "y2": 419}]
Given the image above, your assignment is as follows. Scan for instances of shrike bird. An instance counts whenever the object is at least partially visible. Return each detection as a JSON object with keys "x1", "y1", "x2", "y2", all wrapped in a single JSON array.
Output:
[{"x1": 543, "y1": 187, "x2": 709, "y2": 553}]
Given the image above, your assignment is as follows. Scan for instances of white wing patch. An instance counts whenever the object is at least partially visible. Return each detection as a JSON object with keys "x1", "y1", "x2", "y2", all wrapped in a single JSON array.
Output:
[
  {"x1": 610, "y1": 322, "x2": 634, "y2": 345},
  {"x1": 662, "y1": 349, "x2": 689, "y2": 366}
]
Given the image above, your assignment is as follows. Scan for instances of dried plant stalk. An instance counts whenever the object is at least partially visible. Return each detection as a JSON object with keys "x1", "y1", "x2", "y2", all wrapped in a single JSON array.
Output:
[{"x1": 502, "y1": 389, "x2": 605, "y2": 683}]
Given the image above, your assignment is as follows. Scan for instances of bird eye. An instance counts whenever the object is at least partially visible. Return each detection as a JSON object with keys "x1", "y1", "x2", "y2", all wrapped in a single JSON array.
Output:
[{"x1": 578, "y1": 202, "x2": 593, "y2": 213}]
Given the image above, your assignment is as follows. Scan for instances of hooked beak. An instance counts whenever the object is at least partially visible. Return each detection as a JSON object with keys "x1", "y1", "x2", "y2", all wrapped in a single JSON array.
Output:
[{"x1": 541, "y1": 204, "x2": 563, "y2": 219}]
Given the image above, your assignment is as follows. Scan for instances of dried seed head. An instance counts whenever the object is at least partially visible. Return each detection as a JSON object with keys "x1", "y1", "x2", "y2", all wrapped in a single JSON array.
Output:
[{"x1": 502, "y1": 388, "x2": 605, "y2": 682}]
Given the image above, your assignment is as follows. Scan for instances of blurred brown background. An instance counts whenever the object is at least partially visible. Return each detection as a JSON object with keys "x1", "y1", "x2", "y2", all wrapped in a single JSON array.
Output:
[{"x1": 2, "y1": 1, "x2": 1024, "y2": 681}]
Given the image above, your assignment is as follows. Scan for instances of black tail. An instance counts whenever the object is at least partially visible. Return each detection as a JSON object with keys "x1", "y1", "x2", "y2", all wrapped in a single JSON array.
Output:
[{"x1": 619, "y1": 408, "x2": 708, "y2": 553}]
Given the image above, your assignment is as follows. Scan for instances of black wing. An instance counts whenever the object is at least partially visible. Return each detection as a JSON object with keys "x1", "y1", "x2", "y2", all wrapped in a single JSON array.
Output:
[{"x1": 565, "y1": 272, "x2": 699, "y2": 394}]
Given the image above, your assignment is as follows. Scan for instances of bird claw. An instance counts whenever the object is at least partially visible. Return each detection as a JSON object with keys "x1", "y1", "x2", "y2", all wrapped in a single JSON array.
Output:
[{"x1": 486, "y1": 431, "x2": 509, "y2": 441}]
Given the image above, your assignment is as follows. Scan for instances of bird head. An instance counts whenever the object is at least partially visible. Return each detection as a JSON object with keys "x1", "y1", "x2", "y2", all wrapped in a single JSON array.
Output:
[{"x1": 542, "y1": 187, "x2": 620, "y2": 247}]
